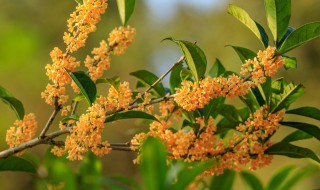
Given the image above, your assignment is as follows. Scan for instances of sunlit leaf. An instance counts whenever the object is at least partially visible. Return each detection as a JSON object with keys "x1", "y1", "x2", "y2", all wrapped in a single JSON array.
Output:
[
  {"x1": 116, "y1": 0, "x2": 135, "y2": 25},
  {"x1": 280, "y1": 166, "x2": 318, "y2": 190},
  {"x1": 264, "y1": 0, "x2": 291, "y2": 42},
  {"x1": 180, "y1": 68, "x2": 193, "y2": 81},
  {"x1": 96, "y1": 76, "x2": 120, "y2": 89},
  {"x1": 216, "y1": 104, "x2": 242, "y2": 123},
  {"x1": 265, "y1": 142, "x2": 320, "y2": 163},
  {"x1": 280, "y1": 121, "x2": 320, "y2": 140},
  {"x1": 61, "y1": 115, "x2": 79, "y2": 124},
  {"x1": 69, "y1": 71, "x2": 97, "y2": 105},
  {"x1": 105, "y1": 110, "x2": 159, "y2": 123},
  {"x1": 279, "y1": 22, "x2": 320, "y2": 54},
  {"x1": 282, "y1": 56, "x2": 297, "y2": 70},
  {"x1": 164, "y1": 38, "x2": 207, "y2": 83},
  {"x1": 270, "y1": 82, "x2": 304, "y2": 113},
  {"x1": 130, "y1": 70, "x2": 165, "y2": 98},
  {"x1": 0, "y1": 156, "x2": 36, "y2": 173},
  {"x1": 228, "y1": 4, "x2": 269, "y2": 47}
]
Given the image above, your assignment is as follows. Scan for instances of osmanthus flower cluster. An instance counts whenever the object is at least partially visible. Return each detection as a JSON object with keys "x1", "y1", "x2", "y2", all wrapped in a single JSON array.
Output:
[
  {"x1": 6, "y1": 113, "x2": 38, "y2": 155},
  {"x1": 131, "y1": 105, "x2": 285, "y2": 175},
  {"x1": 174, "y1": 46, "x2": 285, "y2": 111}
]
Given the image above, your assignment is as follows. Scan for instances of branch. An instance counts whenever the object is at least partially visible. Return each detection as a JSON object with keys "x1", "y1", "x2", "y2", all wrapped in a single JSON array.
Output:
[
  {"x1": 39, "y1": 100, "x2": 61, "y2": 138},
  {"x1": 130, "y1": 55, "x2": 184, "y2": 105}
]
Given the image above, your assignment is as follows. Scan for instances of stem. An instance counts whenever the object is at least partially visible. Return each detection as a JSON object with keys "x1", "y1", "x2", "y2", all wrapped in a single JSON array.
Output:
[
  {"x1": 130, "y1": 55, "x2": 184, "y2": 105},
  {"x1": 39, "y1": 100, "x2": 61, "y2": 138}
]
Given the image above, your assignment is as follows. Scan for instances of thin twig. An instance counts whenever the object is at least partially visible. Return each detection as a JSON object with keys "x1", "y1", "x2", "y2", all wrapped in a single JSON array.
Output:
[
  {"x1": 130, "y1": 55, "x2": 184, "y2": 105},
  {"x1": 39, "y1": 101, "x2": 61, "y2": 138}
]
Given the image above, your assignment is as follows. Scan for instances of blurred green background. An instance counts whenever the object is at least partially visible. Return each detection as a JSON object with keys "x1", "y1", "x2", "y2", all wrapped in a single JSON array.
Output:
[{"x1": 0, "y1": 0, "x2": 319, "y2": 189}]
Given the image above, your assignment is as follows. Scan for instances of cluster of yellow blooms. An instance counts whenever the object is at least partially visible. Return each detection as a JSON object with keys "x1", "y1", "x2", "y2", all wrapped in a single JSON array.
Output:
[
  {"x1": 131, "y1": 105, "x2": 285, "y2": 175},
  {"x1": 6, "y1": 113, "x2": 38, "y2": 155},
  {"x1": 174, "y1": 46, "x2": 284, "y2": 111},
  {"x1": 241, "y1": 46, "x2": 285, "y2": 85}
]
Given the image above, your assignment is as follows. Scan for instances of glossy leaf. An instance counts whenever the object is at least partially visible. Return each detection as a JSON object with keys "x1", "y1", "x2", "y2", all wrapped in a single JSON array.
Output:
[
  {"x1": 164, "y1": 38, "x2": 207, "y2": 83},
  {"x1": 239, "y1": 88, "x2": 260, "y2": 113},
  {"x1": 227, "y1": 45, "x2": 256, "y2": 63},
  {"x1": 286, "y1": 106, "x2": 320, "y2": 121},
  {"x1": 282, "y1": 56, "x2": 297, "y2": 70},
  {"x1": 282, "y1": 130, "x2": 312, "y2": 142},
  {"x1": 0, "y1": 156, "x2": 36, "y2": 173},
  {"x1": 208, "y1": 59, "x2": 225, "y2": 78},
  {"x1": 69, "y1": 71, "x2": 97, "y2": 105},
  {"x1": 105, "y1": 110, "x2": 159, "y2": 123},
  {"x1": 280, "y1": 121, "x2": 320, "y2": 140},
  {"x1": 238, "y1": 107, "x2": 251, "y2": 121},
  {"x1": 116, "y1": 0, "x2": 135, "y2": 25},
  {"x1": 61, "y1": 115, "x2": 79, "y2": 124},
  {"x1": 228, "y1": 5, "x2": 269, "y2": 47},
  {"x1": 265, "y1": 142, "x2": 320, "y2": 163},
  {"x1": 251, "y1": 86, "x2": 266, "y2": 106},
  {"x1": 276, "y1": 27, "x2": 295, "y2": 49},
  {"x1": 172, "y1": 161, "x2": 214, "y2": 190},
  {"x1": 169, "y1": 63, "x2": 183, "y2": 93},
  {"x1": 0, "y1": 86, "x2": 25, "y2": 120},
  {"x1": 96, "y1": 76, "x2": 120, "y2": 89},
  {"x1": 266, "y1": 165, "x2": 295, "y2": 190},
  {"x1": 216, "y1": 104, "x2": 242, "y2": 124},
  {"x1": 260, "y1": 76, "x2": 272, "y2": 105},
  {"x1": 279, "y1": 22, "x2": 320, "y2": 54},
  {"x1": 204, "y1": 97, "x2": 225, "y2": 122},
  {"x1": 280, "y1": 166, "x2": 318, "y2": 190},
  {"x1": 130, "y1": 70, "x2": 165, "y2": 98},
  {"x1": 240, "y1": 171, "x2": 263, "y2": 190},
  {"x1": 264, "y1": 0, "x2": 291, "y2": 42},
  {"x1": 180, "y1": 68, "x2": 193, "y2": 81},
  {"x1": 270, "y1": 82, "x2": 304, "y2": 113},
  {"x1": 140, "y1": 137, "x2": 168, "y2": 190},
  {"x1": 210, "y1": 169, "x2": 236, "y2": 190}
]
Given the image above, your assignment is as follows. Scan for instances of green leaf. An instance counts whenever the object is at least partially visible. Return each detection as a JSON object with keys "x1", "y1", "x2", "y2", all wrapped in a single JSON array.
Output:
[
  {"x1": 140, "y1": 137, "x2": 168, "y2": 190},
  {"x1": 0, "y1": 156, "x2": 36, "y2": 173},
  {"x1": 102, "y1": 176, "x2": 140, "y2": 190},
  {"x1": 270, "y1": 82, "x2": 304, "y2": 113},
  {"x1": 280, "y1": 166, "x2": 318, "y2": 190},
  {"x1": 96, "y1": 76, "x2": 120, "y2": 89},
  {"x1": 180, "y1": 68, "x2": 193, "y2": 81},
  {"x1": 61, "y1": 115, "x2": 79, "y2": 124},
  {"x1": 251, "y1": 86, "x2": 266, "y2": 106},
  {"x1": 105, "y1": 110, "x2": 159, "y2": 123},
  {"x1": 266, "y1": 165, "x2": 295, "y2": 190},
  {"x1": 265, "y1": 142, "x2": 320, "y2": 163},
  {"x1": 279, "y1": 22, "x2": 320, "y2": 54},
  {"x1": 282, "y1": 130, "x2": 312, "y2": 142},
  {"x1": 260, "y1": 76, "x2": 272, "y2": 105},
  {"x1": 0, "y1": 86, "x2": 25, "y2": 120},
  {"x1": 73, "y1": 94, "x2": 85, "y2": 102},
  {"x1": 208, "y1": 59, "x2": 225, "y2": 78},
  {"x1": 282, "y1": 56, "x2": 297, "y2": 70},
  {"x1": 172, "y1": 161, "x2": 214, "y2": 190},
  {"x1": 264, "y1": 0, "x2": 291, "y2": 42},
  {"x1": 239, "y1": 88, "x2": 260, "y2": 113},
  {"x1": 74, "y1": 0, "x2": 83, "y2": 4},
  {"x1": 204, "y1": 97, "x2": 226, "y2": 122},
  {"x1": 238, "y1": 107, "x2": 251, "y2": 121},
  {"x1": 280, "y1": 121, "x2": 320, "y2": 140},
  {"x1": 228, "y1": 4, "x2": 269, "y2": 47},
  {"x1": 240, "y1": 171, "x2": 263, "y2": 190},
  {"x1": 216, "y1": 104, "x2": 242, "y2": 123},
  {"x1": 69, "y1": 71, "x2": 97, "y2": 105},
  {"x1": 276, "y1": 27, "x2": 295, "y2": 49},
  {"x1": 78, "y1": 152, "x2": 102, "y2": 190},
  {"x1": 116, "y1": 0, "x2": 135, "y2": 25},
  {"x1": 164, "y1": 38, "x2": 207, "y2": 83},
  {"x1": 130, "y1": 70, "x2": 165, "y2": 98},
  {"x1": 169, "y1": 63, "x2": 183, "y2": 93},
  {"x1": 210, "y1": 169, "x2": 236, "y2": 190},
  {"x1": 286, "y1": 106, "x2": 320, "y2": 121},
  {"x1": 227, "y1": 45, "x2": 256, "y2": 63}
]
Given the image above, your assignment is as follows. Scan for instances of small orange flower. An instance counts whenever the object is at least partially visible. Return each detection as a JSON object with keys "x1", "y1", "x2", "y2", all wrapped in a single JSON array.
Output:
[{"x1": 108, "y1": 26, "x2": 136, "y2": 55}]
